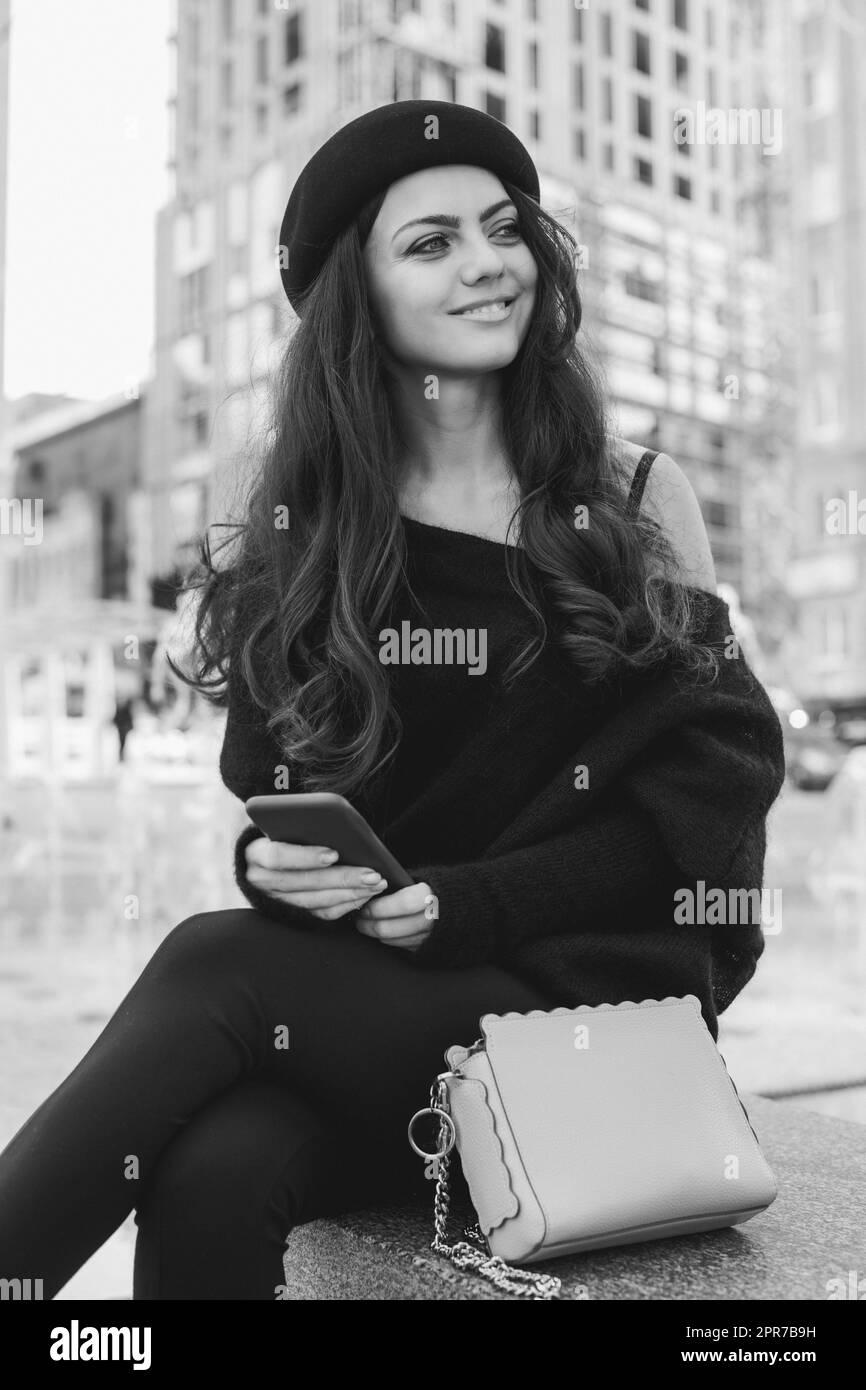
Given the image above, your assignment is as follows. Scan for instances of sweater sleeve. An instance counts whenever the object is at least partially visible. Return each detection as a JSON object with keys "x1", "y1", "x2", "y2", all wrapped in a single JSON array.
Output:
[
  {"x1": 406, "y1": 796, "x2": 681, "y2": 968},
  {"x1": 407, "y1": 676, "x2": 786, "y2": 971}
]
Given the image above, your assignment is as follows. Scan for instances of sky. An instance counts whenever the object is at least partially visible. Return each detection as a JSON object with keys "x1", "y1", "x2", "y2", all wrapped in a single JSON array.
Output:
[{"x1": 4, "y1": 0, "x2": 172, "y2": 402}]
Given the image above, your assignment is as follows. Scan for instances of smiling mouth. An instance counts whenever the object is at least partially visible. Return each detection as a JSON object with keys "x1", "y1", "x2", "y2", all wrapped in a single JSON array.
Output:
[{"x1": 450, "y1": 297, "x2": 517, "y2": 320}]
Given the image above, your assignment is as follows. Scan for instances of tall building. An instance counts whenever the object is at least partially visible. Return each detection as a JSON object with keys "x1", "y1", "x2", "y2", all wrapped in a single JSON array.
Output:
[
  {"x1": 0, "y1": 0, "x2": 12, "y2": 510},
  {"x1": 147, "y1": 0, "x2": 793, "y2": 644},
  {"x1": 782, "y1": 0, "x2": 866, "y2": 729}
]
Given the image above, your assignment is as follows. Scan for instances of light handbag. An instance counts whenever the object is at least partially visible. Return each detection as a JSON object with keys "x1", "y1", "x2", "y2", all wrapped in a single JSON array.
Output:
[{"x1": 407, "y1": 996, "x2": 777, "y2": 1300}]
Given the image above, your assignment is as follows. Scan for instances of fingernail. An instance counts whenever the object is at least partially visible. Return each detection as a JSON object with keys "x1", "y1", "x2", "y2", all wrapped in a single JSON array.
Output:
[
  {"x1": 320, "y1": 850, "x2": 339, "y2": 863},
  {"x1": 361, "y1": 871, "x2": 383, "y2": 884}
]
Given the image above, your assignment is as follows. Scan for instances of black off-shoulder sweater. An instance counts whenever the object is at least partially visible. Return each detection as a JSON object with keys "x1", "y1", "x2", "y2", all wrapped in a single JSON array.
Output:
[{"x1": 219, "y1": 485, "x2": 786, "y2": 1042}]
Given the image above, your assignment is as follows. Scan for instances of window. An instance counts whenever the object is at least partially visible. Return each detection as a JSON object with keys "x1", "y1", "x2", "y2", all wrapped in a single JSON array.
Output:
[
  {"x1": 573, "y1": 62, "x2": 584, "y2": 109},
  {"x1": 221, "y1": 0, "x2": 235, "y2": 39},
  {"x1": 256, "y1": 36, "x2": 268, "y2": 84},
  {"x1": 485, "y1": 91, "x2": 506, "y2": 122},
  {"x1": 602, "y1": 77, "x2": 614, "y2": 121},
  {"x1": 572, "y1": 6, "x2": 584, "y2": 42},
  {"x1": 673, "y1": 51, "x2": 688, "y2": 89},
  {"x1": 574, "y1": 127, "x2": 586, "y2": 160},
  {"x1": 672, "y1": 0, "x2": 688, "y2": 32},
  {"x1": 675, "y1": 174, "x2": 692, "y2": 199},
  {"x1": 625, "y1": 269, "x2": 660, "y2": 301},
  {"x1": 710, "y1": 189, "x2": 721, "y2": 215},
  {"x1": 633, "y1": 31, "x2": 650, "y2": 74},
  {"x1": 706, "y1": 8, "x2": 715, "y2": 45},
  {"x1": 635, "y1": 93, "x2": 652, "y2": 138},
  {"x1": 285, "y1": 12, "x2": 303, "y2": 65},
  {"x1": 600, "y1": 12, "x2": 613, "y2": 56},
  {"x1": 179, "y1": 266, "x2": 210, "y2": 336},
  {"x1": 528, "y1": 40, "x2": 539, "y2": 88},
  {"x1": 603, "y1": 142, "x2": 615, "y2": 171},
  {"x1": 707, "y1": 66, "x2": 717, "y2": 106},
  {"x1": 220, "y1": 60, "x2": 234, "y2": 107},
  {"x1": 485, "y1": 22, "x2": 506, "y2": 72},
  {"x1": 526, "y1": 0, "x2": 539, "y2": 20},
  {"x1": 634, "y1": 156, "x2": 653, "y2": 186},
  {"x1": 529, "y1": 109, "x2": 541, "y2": 141},
  {"x1": 283, "y1": 82, "x2": 302, "y2": 114},
  {"x1": 635, "y1": 0, "x2": 650, "y2": 9}
]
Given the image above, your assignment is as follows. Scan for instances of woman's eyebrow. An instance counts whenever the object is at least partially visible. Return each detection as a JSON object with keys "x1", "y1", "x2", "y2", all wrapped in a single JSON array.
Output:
[{"x1": 390, "y1": 199, "x2": 516, "y2": 243}]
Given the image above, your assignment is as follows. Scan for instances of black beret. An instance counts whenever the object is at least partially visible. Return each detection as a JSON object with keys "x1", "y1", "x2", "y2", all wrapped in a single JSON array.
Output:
[{"x1": 278, "y1": 99, "x2": 540, "y2": 313}]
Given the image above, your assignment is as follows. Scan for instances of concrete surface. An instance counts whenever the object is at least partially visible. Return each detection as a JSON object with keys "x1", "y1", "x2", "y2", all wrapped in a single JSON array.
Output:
[{"x1": 280, "y1": 1096, "x2": 866, "y2": 1300}]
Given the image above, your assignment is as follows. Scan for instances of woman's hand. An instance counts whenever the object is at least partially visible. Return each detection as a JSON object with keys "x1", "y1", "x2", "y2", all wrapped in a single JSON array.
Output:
[
  {"x1": 244, "y1": 838, "x2": 390, "y2": 920},
  {"x1": 354, "y1": 881, "x2": 438, "y2": 952}
]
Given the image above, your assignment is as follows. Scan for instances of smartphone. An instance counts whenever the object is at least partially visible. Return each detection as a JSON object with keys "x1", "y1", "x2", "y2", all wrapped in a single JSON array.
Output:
[{"x1": 244, "y1": 792, "x2": 415, "y2": 892}]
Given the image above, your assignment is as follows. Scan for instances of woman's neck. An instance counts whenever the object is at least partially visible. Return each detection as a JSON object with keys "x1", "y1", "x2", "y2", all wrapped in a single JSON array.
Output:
[{"x1": 388, "y1": 369, "x2": 516, "y2": 518}]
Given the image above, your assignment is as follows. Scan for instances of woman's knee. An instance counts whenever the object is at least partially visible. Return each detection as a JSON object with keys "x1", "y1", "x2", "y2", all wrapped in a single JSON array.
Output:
[{"x1": 145, "y1": 909, "x2": 269, "y2": 984}]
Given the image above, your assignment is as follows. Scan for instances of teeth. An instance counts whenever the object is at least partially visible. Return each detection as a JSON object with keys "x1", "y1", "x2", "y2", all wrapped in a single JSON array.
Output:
[{"x1": 459, "y1": 301, "x2": 510, "y2": 318}]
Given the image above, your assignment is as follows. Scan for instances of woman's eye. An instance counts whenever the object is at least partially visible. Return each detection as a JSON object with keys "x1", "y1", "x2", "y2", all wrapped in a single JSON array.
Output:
[
  {"x1": 407, "y1": 222, "x2": 522, "y2": 256},
  {"x1": 409, "y1": 232, "x2": 451, "y2": 254}
]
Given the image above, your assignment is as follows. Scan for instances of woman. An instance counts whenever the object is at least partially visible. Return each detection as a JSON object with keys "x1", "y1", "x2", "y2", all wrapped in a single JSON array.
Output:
[{"x1": 0, "y1": 102, "x2": 785, "y2": 1300}]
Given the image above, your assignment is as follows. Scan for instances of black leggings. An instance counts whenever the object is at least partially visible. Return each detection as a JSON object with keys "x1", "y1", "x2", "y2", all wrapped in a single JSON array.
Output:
[{"x1": 0, "y1": 909, "x2": 555, "y2": 1300}]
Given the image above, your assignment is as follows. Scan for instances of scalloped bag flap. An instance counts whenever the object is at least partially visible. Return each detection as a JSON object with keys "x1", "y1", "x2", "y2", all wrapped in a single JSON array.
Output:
[
  {"x1": 446, "y1": 1072, "x2": 521, "y2": 1234},
  {"x1": 476, "y1": 996, "x2": 776, "y2": 1249}
]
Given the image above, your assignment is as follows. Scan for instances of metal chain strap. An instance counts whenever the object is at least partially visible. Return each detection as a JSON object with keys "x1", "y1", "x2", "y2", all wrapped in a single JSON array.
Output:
[{"x1": 411, "y1": 1078, "x2": 562, "y2": 1301}]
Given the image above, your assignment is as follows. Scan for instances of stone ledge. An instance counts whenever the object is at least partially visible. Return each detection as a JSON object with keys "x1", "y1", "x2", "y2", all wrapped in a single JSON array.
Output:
[{"x1": 281, "y1": 1097, "x2": 866, "y2": 1300}]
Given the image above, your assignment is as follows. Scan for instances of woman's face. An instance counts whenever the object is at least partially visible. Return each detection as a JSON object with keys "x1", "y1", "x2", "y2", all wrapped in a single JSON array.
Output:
[{"x1": 362, "y1": 164, "x2": 538, "y2": 376}]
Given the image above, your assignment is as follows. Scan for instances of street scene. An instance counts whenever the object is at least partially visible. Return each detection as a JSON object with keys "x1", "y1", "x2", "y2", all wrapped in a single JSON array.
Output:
[{"x1": 0, "y1": 0, "x2": 864, "y2": 1316}]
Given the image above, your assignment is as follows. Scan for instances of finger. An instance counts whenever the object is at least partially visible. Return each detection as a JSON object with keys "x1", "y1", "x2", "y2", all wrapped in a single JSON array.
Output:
[
  {"x1": 246, "y1": 865, "x2": 389, "y2": 894},
  {"x1": 382, "y1": 931, "x2": 432, "y2": 950},
  {"x1": 355, "y1": 912, "x2": 428, "y2": 942},
  {"x1": 353, "y1": 883, "x2": 431, "y2": 919},
  {"x1": 246, "y1": 838, "x2": 341, "y2": 872},
  {"x1": 310, "y1": 895, "x2": 381, "y2": 922},
  {"x1": 266, "y1": 885, "x2": 386, "y2": 909}
]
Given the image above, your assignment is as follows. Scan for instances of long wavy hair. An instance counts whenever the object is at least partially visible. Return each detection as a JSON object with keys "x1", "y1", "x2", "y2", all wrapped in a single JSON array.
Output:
[{"x1": 170, "y1": 178, "x2": 722, "y2": 798}]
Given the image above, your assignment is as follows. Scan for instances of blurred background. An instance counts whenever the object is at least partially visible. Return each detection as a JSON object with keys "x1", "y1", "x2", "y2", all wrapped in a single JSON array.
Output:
[{"x1": 0, "y1": 0, "x2": 864, "y2": 1295}]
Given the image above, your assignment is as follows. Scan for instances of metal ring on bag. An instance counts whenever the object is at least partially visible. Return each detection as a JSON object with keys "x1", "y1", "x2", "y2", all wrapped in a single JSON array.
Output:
[{"x1": 407, "y1": 1107, "x2": 456, "y2": 1160}]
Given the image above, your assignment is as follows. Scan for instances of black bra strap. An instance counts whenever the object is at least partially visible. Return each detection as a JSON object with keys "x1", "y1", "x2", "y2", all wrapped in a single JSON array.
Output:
[{"x1": 626, "y1": 449, "x2": 658, "y2": 518}]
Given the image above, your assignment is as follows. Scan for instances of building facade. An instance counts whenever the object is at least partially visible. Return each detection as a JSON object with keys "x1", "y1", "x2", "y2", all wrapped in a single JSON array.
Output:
[{"x1": 782, "y1": 0, "x2": 866, "y2": 729}]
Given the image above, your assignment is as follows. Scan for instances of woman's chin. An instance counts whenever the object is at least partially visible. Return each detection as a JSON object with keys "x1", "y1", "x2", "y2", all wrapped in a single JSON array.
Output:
[{"x1": 419, "y1": 333, "x2": 524, "y2": 375}]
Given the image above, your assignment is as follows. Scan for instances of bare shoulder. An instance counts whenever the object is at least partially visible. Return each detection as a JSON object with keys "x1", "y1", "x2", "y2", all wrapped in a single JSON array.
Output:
[
  {"x1": 640, "y1": 452, "x2": 718, "y2": 592},
  {"x1": 609, "y1": 438, "x2": 717, "y2": 592}
]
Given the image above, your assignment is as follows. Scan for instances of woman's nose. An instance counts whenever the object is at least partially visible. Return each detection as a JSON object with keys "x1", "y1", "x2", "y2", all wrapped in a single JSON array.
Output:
[{"x1": 457, "y1": 238, "x2": 509, "y2": 284}]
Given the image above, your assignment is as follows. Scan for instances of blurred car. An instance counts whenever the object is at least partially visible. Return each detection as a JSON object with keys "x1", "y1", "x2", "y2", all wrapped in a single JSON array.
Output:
[
  {"x1": 806, "y1": 747, "x2": 866, "y2": 935},
  {"x1": 783, "y1": 720, "x2": 849, "y2": 791},
  {"x1": 835, "y1": 716, "x2": 866, "y2": 748},
  {"x1": 767, "y1": 686, "x2": 849, "y2": 791}
]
